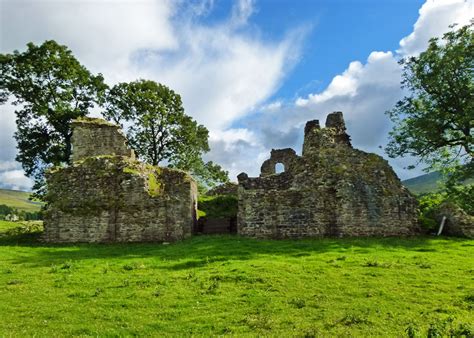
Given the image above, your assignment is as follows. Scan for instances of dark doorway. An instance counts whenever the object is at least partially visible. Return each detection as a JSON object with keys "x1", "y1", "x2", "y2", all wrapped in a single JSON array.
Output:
[{"x1": 196, "y1": 217, "x2": 237, "y2": 234}]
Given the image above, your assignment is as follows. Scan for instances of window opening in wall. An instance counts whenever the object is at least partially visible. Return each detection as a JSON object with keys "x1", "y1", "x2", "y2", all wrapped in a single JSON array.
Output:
[{"x1": 275, "y1": 163, "x2": 285, "y2": 174}]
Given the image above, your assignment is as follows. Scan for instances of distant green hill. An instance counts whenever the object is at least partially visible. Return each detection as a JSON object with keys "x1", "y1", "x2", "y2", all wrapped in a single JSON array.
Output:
[
  {"x1": 402, "y1": 171, "x2": 473, "y2": 195},
  {"x1": 0, "y1": 189, "x2": 42, "y2": 212},
  {"x1": 402, "y1": 172, "x2": 444, "y2": 195}
]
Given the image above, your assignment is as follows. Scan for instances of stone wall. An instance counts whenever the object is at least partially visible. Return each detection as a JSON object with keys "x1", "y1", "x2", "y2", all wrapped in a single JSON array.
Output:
[
  {"x1": 237, "y1": 112, "x2": 418, "y2": 239},
  {"x1": 43, "y1": 118, "x2": 197, "y2": 243},
  {"x1": 435, "y1": 202, "x2": 474, "y2": 238},
  {"x1": 206, "y1": 182, "x2": 238, "y2": 196},
  {"x1": 71, "y1": 118, "x2": 135, "y2": 162}
]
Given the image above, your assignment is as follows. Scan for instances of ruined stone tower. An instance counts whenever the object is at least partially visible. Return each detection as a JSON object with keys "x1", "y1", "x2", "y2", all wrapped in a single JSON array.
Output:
[
  {"x1": 237, "y1": 112, "x2": 418, "y2": 238},
  {"x1": 43, "y1": 118, "x2": 197, "y2": 243}
]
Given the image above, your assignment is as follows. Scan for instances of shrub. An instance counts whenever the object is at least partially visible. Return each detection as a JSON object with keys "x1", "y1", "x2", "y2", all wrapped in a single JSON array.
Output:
[
  {"x1": 417, "y1": 184, "x2": 474, "y2": 230},
  {"x1": 5, "y1": 221, "x2": 43, "y2": 236},
  {"x1": 417, "y1": 192, "x2": 446, "y2": 230},
  {"x1": 197, "y1": 194, "x2": 237, "y2": 219},
  {"x1": 0, "y1": 204, "x2": 42, "y2": 221},
  {"x1": 418, "y1": 214, "x2": 438, "y2": 230},
  {"x1": 446, "y1": 183, "x2": 474, "y2": 215},
  {"x1": 0, "y1": 204, "x2": 15, "y2": 218},
  {"x1": 23, "y1": 210, "x2": 43, "y2": 221}
]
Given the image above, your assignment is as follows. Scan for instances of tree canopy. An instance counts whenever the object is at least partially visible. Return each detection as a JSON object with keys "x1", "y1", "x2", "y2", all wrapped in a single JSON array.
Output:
[
  {"x1": 0, "y1": 40, "x2": 107, "y2": 198},
  {"x1": 386, "y1": 21, "x2": 473, "y2": 182},
  {"x1": 1, "y1": 41, "x2": 230, "y2": 196},
  {"x1": 103, "y1": 80, "x2": 228, "y2": 190}
]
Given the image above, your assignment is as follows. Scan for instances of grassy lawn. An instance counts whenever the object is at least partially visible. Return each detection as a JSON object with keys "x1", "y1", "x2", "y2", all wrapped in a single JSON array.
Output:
[{"x1": 0, "y1": 222, "x2": 473, "y2": 336}]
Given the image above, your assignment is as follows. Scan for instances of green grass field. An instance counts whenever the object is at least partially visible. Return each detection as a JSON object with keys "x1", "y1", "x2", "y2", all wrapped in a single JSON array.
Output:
[
  {"x1": 0, "y1": 222, "x2": 473, "y2": 336},
  {"x1": 0, "y1": 189, "x2": 42, "y2": 212}
]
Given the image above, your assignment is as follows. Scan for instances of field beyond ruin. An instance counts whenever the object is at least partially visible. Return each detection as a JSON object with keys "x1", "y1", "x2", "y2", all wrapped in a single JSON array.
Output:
[{"x1": 0, "y1": 221, "x2": 473, "y2": 336}]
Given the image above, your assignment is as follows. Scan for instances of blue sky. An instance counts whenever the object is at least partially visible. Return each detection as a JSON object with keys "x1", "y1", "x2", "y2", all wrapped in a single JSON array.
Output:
[
  {"x1": 176, "y1": 0, "x2": 426, "y2": 98},
  {"x1": 0, "y1": 0, "x2": 472, "y2": 190},
  {"x1": 226, "y1": 0, "x2": 425, "y2": 98}
]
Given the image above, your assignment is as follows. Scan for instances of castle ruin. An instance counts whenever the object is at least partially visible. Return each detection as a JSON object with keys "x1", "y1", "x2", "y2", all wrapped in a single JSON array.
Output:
[
  {"x1": 43, "y1": 118, "x2": 197, "y2": 243},
  {"x1": 237, "y1": 112, "x2": 418, "y2": 238}
]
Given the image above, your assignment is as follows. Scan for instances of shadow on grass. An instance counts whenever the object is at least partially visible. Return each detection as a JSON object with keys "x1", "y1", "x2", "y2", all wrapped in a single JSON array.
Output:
[{"x1": 1, "y1": 228, "x2": 472, "y2": 270}]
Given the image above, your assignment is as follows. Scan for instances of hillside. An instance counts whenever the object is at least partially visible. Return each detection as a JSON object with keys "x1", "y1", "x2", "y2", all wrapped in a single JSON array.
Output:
[
  {"x1": 402, "y1": 171, "x2": 473, "y2": 195},
  {"x1": 0, "y1": 189, "x2": 42, "y2": 212},
  {"x1": 402, "y1": 171, "x2": 443, "y2": 195}
]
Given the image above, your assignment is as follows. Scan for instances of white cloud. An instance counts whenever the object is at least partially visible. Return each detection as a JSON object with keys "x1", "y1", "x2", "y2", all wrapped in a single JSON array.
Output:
[
  {"x1": 0, "y1": 0, "x2": 304, "y2": 187},
  {"x1": 1, "y1": 0, "x2": 177, "y2": 81},
  {"x1": 290, "y1": 51, "x2": 403, "y2": 149},
  {"x1": 296, "y1": 61, "x2": 363, "y2": 106},
  {"x1": 1, "y1": 0, "x2": 471, "y2": 187},
  {"x1": 1, "y1": 0, "x2": 302, "y2": 128},
  {"x1": 0, "y1": 170, "x2": 33, "y2": 191},
  {"x1": 0, "y1": 160, "x2": 20, "y2": 171},
  {"x1": 210, "y1": 128, "x2": 258, "y2": 146},
  {"x1": 261, "y1": 100, "x2": 283, "y2": 113},
  {"x1": 140, "y1": 25, "x2": 301, "y2": 130},
  {"x1": 258, "y1": 0, "x2": 473, "y2": 180},
  {"x1": 398, "y1": 0, "x2": 473, "y2": 56},
  {"x1": 0, "y1": 103, "x2": 19, "y2": 163},
  {"x1": 182, "y1": 0, "x2": 215, "y2": 18},
  {"x1": 206, "y1": 127, "x2": 267, "y2": 179},
  {"x1": 231, "y1": 0, "x2": 256, "y2": 27}
]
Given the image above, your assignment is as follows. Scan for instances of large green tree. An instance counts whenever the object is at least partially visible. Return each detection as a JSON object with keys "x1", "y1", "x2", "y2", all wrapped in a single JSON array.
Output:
[
  {"x1": 103, "y1": 79, "x2": 229, "y2": 189},
  {"x1": 386, "y1": 22, "x2": 473, "y2": 185},
  {"x1": 1, "y1": 40, "x2": 107, "y2": 198}
]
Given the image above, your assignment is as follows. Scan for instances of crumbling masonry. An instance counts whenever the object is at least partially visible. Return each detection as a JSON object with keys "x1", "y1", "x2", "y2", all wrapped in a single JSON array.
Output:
[
  {"x1": 237, "y1": 112, "x2": 418, "y2": 238},
  {"x1": 43, "y1": 118, "x2": 197, "y2": 243}
]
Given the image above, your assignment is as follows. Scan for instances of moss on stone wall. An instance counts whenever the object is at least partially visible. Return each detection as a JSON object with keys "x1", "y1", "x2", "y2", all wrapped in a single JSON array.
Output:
[
  {"x1": 74, "y1": 117, "x2": 118, "y2": 127},
  {"x1": 148, "y1": 172, "x2": 162, "y2": 197},
  {"x1": 123, "y1": 167, "x2": 141, "y2": 175}
]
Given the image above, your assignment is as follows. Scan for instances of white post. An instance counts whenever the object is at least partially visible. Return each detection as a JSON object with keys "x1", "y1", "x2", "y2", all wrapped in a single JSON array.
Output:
[{"x1": 437, "y1": 216, "x2": 446, "y2": 236}]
